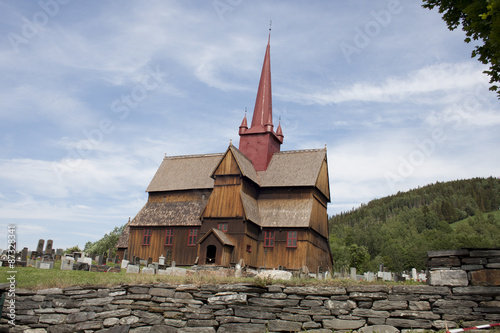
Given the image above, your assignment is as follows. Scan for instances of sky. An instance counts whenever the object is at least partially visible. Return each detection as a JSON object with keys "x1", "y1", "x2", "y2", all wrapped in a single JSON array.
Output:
[{"x1": 0, "y1": 0, "x2": 499, "y2": 252}]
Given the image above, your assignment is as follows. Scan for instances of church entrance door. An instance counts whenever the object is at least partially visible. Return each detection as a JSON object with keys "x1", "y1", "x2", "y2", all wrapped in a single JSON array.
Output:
[{"x1": 206, "y1": 245, "x2": 216, "y2": 264}]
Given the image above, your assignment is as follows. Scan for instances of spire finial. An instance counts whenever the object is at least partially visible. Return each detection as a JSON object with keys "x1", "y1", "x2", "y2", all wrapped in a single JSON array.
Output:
[
  {"x1": 268, "y1": 20, "x2": 272, "y2": 43},
  {"x1": 230, "y1": 138, "x2": 232, "y2": 146}
]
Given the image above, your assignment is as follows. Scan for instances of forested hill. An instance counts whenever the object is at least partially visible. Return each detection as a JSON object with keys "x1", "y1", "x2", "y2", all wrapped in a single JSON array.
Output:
[{"x1": 328, "y1": 177, "x2": 500, "y2": 273}]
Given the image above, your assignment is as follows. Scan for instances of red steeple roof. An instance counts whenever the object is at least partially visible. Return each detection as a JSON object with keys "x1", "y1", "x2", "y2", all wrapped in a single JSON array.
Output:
[
  {"x1": 250, "y1": 33, "x2": 272, "y2": 130},
  {"x1": 238, "y1": 29, "x2": 284, "y2": 171}
]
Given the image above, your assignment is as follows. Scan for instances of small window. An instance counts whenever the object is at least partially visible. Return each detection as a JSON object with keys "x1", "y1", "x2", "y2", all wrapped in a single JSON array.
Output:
[
  {"x1": 246, "y1": 244, "x2": 252, "y2": 252},
  {"x1": 142, "y1": 229, "x2": 152, "y2": 246},
  {"x1": 264, "y1": 230, "x2": 275, "y2": 247},
  {"x1": 188, "y1": 228, "x2": 198, "y2": 246},
  {"x1": 165, "y1": 228, "x2": 173, "y2": 246},
  {"x1": 287, "y1": 231, "x2": 297, "y2": 248},
  {"x1": 218, "y1": 222, "x2": 228, "y2": 233}
]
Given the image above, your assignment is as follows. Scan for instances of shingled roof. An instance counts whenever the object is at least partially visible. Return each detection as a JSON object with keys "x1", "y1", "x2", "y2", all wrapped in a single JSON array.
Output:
[
  {"x1": 259, "y1": 149, "x2": 327, "y2": 188},
  {"x1": 129, "y1": 201, "x2": 205, "y2": 227},
  {"x1": 146, "y1": 153, "x2": 223, "y2": 192},
  {"x1": 116, "y1": 223, "x2": 130, "y2": 249},
  {"x1": 146, "y1": 146, "x2": 328, "y2": 194}
]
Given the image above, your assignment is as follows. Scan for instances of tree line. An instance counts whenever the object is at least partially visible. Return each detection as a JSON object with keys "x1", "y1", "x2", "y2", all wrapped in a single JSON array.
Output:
[{"x1": 328, "y1": 177, "x2": 500, "y2": 273}]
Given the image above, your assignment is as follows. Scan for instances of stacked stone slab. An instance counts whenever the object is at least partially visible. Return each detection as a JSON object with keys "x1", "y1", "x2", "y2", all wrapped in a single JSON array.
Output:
[
  {"x1": 2, "y1": 283, "x2": 500, "y2": 332},
  {"x1": 428, "y1": 249, "x2": 500, "y2": 286}
]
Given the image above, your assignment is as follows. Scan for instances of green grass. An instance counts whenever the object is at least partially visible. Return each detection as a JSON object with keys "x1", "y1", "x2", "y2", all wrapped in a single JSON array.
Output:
[
  {"x1": 1, "y1": 262, "x2": 425, "y2": 290},
  {"x1": 451, "y1": 210, "x2": 500, "y2": 229}
]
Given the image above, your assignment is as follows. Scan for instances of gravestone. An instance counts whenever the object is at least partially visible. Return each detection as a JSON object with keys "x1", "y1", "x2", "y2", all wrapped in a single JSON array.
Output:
[
  {"x1": 350, "y1": 267, "x2": 357, "y2": 280},
  {"x1": 126, "y1": 264, "x2": 139, "y2": 274},
  {"x1": 21, "y1": 247, "x2": 28, "y2": 262},
  {"x1": 91, "y1": 265, "x2": 109, "y2": 273},
  {"x1": 140, "y1": 259, "x2": 148, "y2": 266},
  {"x1": 36, "y1": 239, "x2": 45, "y2": 253},
  {"x1": 141, "y1": 267, "x2": 155, "y2": 274},
  {"x1": 147, "y1": 257, "x2": 152, "y2": 265},
  {"x1": 45, "y1": 239, "x2": 53, "y2": 256},
  {"x1": 411, "y1": 268, "x2": 417, "y2": 281},
  {"x1": 40, "y1": 262, "x2": 52, "y2": 269},
  {"x1": 73, "y1": 252, "x2": 82, "y2": 261},
  {"x1": 61, "y1": 257, "x2": 75, "y2": 270},
  {"x1": 56, "y1": 249, "x2": 63, "y2": 256},
  {"x1": 121, "y1": 259, "x2": 129, "y2": 269},
  {"x1": 134, "y1": 257, "x2": 140, "y2": 265},
  {"x1": 107, "y1": 248, "x2": 113, "y2": 262},
  {"x1": 171, "y1": 261, "x2": 176, "y2": 268},
  {"x1": 123, "y1": 249, "x2": 128, "y2": 260},
  {"x1": 27, "y1": 259, "x2": 35, "y2": 267},
  {"x1": 96, "y1": 255, "x2": 103, "y2": 266},
  {"x1": 235, "y1": 264, "x2": 242, "y2": 278},
  {"x1": 73, "y1": 262, "x2": 89, "y2": 271},
  {"x1": 80, "y1": 257, "x2": 92, "y2": 266},
  {"x1": 159, "y1": 254, "x2": 165, "y2": 265}
]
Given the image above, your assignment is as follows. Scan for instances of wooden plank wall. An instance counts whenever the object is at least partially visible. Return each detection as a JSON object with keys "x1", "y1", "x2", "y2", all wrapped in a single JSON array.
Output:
[{"x1": 128, "y1": 227, "x2": 199, "y2": 266}]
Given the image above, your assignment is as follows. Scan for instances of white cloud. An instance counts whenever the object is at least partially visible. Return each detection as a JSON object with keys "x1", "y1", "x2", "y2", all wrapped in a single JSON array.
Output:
[{"x1": 284, "y1": 62, "x2": 490, "y2": 105}]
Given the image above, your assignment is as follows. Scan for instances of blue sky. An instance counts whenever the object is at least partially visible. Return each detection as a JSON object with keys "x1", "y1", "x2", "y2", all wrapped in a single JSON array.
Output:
[{"x1": 0, "y1": 0, "x2": 498, "y2": 252}]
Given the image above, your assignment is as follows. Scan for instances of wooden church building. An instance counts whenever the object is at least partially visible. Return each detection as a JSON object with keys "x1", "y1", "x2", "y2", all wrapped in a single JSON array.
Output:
[{"x1": 117, "y1": 33, "x2": 333, "y2": 272}]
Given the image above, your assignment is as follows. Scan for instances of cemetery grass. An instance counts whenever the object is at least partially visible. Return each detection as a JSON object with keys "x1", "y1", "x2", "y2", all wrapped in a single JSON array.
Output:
[{"x1": 0, "y1": 262, "x2": 424, "y2": 290}]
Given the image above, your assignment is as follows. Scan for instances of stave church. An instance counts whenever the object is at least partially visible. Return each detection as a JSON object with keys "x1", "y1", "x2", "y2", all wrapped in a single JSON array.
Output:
[{"x1": 116, "y1": 32, "x2": 333, "y2": 272}]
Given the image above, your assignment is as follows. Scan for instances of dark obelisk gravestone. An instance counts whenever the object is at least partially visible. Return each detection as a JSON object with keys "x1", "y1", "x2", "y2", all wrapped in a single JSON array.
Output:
[
  {"x1": 36, "y1": 239, "x2": 45, "y2": 253},
  {"x1": 21, "y1": 247, "x2": 28, "y2": 262},
  {"x1": 45, "y1": 239, "x2": 53, "y2": 257}
]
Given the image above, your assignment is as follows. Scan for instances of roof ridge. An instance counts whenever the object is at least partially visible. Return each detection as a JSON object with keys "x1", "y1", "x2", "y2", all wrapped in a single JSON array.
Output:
[
  {"x1": 164, "y1": 152, "x2": 224, "y2": 160},
  {"x1": 276, "y1": 148, "x2": 326, "y2": 155}
]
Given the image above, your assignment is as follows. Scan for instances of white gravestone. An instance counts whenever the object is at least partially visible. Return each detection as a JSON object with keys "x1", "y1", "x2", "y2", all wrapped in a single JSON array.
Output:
[
  {"x1": 60, "y1": 257, "x2": 75, "y2": 270},
  {"x1": 126, "y1": 264, "x2": 139, "y2": 274}
]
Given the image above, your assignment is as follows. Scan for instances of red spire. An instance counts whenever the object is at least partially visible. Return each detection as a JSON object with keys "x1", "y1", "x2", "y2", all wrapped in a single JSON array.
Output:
[
  {"x1": 238, "y1": 26, "x2": 283, "y2": 171},
  {"x1": 239, "y1": 112, "x2": 248, "y2": 135},
  {"x1": 276, "y1": 121, "x2": 284, "y2": 142},
  {"x1": 250, "y1": 31, "x2": 272, "y2": 129}
]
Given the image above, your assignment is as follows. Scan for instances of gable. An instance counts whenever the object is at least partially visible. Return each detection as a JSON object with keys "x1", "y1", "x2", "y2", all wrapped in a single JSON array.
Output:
[
  {"x1": 198, "y1": 228, "x2": 235, "y2": 246},
  {"x1": 213, "y1": 149, "x2": 241, "y2": 176},
  {"x1": 212, "y1": 145, "x2": 259, "y2": 184}
]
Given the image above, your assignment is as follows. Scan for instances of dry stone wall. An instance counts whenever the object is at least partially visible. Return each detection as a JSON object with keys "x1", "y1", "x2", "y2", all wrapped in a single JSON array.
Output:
[
  {"x1": 2, "y1": 283, "x2": 500, "y2": 332},
  {"x1": 428, "y1": 249, "x2": 500, "y2": 287}
]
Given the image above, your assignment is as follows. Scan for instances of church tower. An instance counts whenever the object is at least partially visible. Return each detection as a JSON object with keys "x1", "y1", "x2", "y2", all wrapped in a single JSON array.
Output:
[{"x1": 238, "y1": 30, "x2": 283, "y2": 171}]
